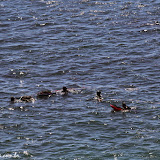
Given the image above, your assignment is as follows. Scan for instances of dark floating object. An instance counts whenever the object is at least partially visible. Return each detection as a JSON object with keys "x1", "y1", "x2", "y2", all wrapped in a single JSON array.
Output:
[
  {"x1": 55, "y1": 86, "x2": 69, "y2": 95},
  {"x1": 94, "y1": 91, "x2": 103, "y2": 102},
  {"x1": 122, "y1": 101, "x2": 131, "y2": 110},
  {"x1": 11, "y1": 96, "x2": 35, "y2": 103},
  {"x1": 55, "y1": 86, "x2": 82, "y2": 95},
  {"x1": 37, "y1": 90, "x2": 55, "y2": 98},
  {"x1": 62, "y1": 86, "x2": 68, "y2": 95}
]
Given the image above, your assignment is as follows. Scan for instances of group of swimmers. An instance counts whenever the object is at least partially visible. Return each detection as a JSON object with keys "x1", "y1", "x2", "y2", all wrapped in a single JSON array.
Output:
[
  {"x1": 93, "y1": 91, "x2": 131, "y2": 111},
  {"x1": 11, "y1": 87, "x2": 70, "y2": 102},
  {"x1": 10, "y1": 87, "x2": 82, "y2": 102},
  {"x1": 10, "y1": 86, "x2": 131, "y2": 111}
]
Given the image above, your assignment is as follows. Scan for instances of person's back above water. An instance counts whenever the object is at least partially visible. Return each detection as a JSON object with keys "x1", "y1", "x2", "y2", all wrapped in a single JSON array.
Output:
[{"x1": 37, "y1": 90, "x2": 54, "y2": 98}]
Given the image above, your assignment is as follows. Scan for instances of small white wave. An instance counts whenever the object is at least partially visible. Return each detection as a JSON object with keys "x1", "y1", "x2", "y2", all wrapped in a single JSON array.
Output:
[{"x1": 0, "y1": 152, "x2": 20, "y2": 159}]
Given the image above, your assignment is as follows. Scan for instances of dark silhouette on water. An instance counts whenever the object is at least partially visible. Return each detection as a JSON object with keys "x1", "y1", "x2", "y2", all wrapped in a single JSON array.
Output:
[
  {"x1": 11, "y1": 96, "x2": 35, "y2": 103},
  {"x1": 37, "y1": 90, "x2": 55, "y2": 98},
  {"x1": 122, "y1": 102, "x2": 131, "y2": 110},
  {"x1": 62, "y1": 86, "x2": 69, "y2": 95},
  {"x1": 94, "y1": 91, "x2": 103, "y2": 102}
]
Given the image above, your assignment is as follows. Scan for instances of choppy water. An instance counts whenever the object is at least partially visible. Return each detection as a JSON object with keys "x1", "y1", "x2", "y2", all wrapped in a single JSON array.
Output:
[{"x1": 0, "y1": 0, "x2": 160, "y2": 159}]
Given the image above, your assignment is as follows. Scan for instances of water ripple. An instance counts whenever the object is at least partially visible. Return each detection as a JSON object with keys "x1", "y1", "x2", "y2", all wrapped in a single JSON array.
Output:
[{"x1": 0, "y1": 0, "x2": 160, "y2": 159}]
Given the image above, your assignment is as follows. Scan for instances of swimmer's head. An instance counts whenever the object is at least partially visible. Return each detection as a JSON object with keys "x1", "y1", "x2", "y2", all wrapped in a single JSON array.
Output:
[
  {"x1": 97, "y1": 91, "x2": 101, "y2": 97},
  {"x1": 62, "y1": 86, "x2": 68, "y2": 92},
  {"x1": 11, "y1": 97, "x2": 15, "y2": 101}
]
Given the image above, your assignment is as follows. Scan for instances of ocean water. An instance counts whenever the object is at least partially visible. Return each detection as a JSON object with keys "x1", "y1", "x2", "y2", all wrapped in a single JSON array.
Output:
[{"x1": 0, "y1": 0, "x2": 160, "y2": 159}]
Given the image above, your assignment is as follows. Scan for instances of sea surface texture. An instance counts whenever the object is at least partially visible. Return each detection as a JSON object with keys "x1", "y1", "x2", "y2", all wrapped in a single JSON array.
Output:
[{"x1": 0, "y1": 0, "x2": 160, "y2": 159}]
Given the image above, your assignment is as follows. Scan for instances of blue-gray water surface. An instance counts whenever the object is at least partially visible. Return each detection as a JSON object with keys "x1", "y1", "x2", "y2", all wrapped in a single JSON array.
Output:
[{"x1": 0, "y1": 0, "x2": 160, "y2": 159}]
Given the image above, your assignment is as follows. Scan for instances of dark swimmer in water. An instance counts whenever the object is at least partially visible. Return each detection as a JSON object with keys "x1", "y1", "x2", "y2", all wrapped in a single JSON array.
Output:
[
  {"x1": 55, "y1": 86, "x2": 69, "y2": 95},
  {"x1": 110, "y1": 102, "x2": 131, "y2": 112},
  {"x1": 94, "y1": 91, "x2": 103, "y2": 102},
  {"x1": 11, "y1": 96, "x2": 35, "y2": 103},
  {"x1": 62, "y1": 86, "x2": 68, "y2": 94},
  {"x1": 122, "y1": 101, "x2": 131, "y2": 110},
  {"x1": 55, "y1": 86, "x2": 81, "y2": 95},
  {"x1": 37, "y1": 90, "x2": 55, "y2": 98}
]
